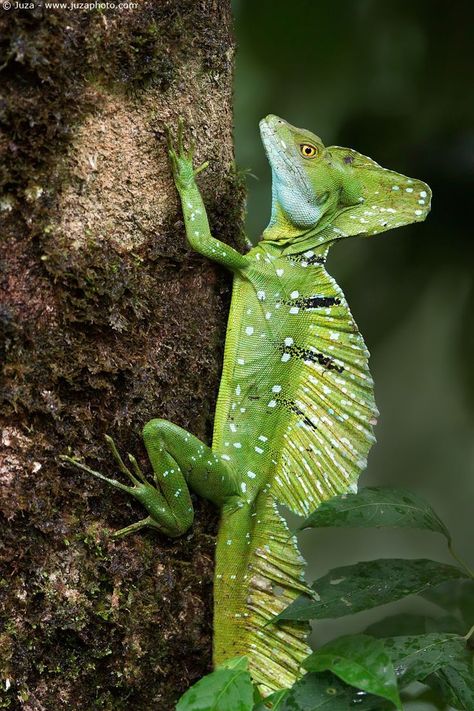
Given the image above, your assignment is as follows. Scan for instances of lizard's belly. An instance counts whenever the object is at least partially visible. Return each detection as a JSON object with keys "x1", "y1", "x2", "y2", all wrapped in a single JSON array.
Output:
[{"x1": 211, "y1": 272, "x2": 292, "y2": 485}]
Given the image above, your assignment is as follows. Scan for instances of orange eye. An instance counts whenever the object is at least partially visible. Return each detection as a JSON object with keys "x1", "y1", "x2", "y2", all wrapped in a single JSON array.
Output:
[{"x1": 300, "y1": 144, "x2": 317, "y2": 158}]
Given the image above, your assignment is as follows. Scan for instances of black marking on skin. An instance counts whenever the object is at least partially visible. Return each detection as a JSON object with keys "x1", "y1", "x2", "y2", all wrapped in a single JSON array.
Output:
[
  {"x1": 287, "y1": 295, "x2": 341, "y2": 310},
  {"x1": 283, "y1": 343, "x2": 344, "y2": 373},
  {"x1": 288, "y1": 254, "x2": 326, "y2": 266},
  {"x1": 292, "y1": 405, "x2": 316, "y2": 429},
  {"x1": 343, "y1": 155, "x2": 354, "y2": 164},
  {"x1": 280, "y1": 398, "x2": 317, "y2": 429}
]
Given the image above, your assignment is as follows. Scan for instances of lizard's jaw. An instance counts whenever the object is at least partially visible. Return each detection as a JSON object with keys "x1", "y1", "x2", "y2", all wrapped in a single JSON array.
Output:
[
  {"x1": 259, "y1": 115, "x2": 294, "y2": 165},
  {"x1": 259, "y1": 115, "x2": 321, "y2": 231}
]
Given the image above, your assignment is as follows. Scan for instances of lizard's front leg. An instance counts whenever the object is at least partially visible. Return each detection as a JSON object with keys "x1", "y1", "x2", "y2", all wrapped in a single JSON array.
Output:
[
  {"x1": 63, "y1": 419, "x2": 239, "y2": 538},
  {"x1": 167, "y1": 121, "x2": 249, "y2": 273}
]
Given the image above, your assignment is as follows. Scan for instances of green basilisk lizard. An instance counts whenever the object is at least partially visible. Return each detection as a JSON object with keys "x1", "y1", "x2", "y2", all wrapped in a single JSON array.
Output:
[{"x1": 64, "y1": 115, "x2": 431, "y2": 694}]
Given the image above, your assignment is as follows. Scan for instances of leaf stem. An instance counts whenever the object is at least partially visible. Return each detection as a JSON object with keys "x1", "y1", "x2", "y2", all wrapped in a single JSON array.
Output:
[{"x1": 463, "y1": 624, "x2": 474, "y2": 642}]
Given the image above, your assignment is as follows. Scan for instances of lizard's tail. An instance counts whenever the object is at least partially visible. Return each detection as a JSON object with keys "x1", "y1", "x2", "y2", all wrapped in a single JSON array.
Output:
[{"x1": 214, "y1": 495, "x2": 311, "y2": 695}]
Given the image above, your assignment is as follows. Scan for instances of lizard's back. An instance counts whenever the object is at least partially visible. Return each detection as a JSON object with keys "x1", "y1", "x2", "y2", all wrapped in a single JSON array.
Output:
[
  {"x1": 211, "y1": 242, "x2": 378, "y2": 692},
  {"x1": 213, "y1": 243, "x2": 377, "y2": 511}
]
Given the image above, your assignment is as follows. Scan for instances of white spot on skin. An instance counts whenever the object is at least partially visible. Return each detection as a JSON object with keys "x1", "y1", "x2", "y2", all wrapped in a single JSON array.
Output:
[
  {"x1": 229, "y1": 423, "x2": 237, "y2": 432},
  {"x1": 289, "y1": 306, "x2": 299, "y2": 314},
  {"x1": 268, "y1": 400, "x2": 277, "y2": 408},
  {"x1": 245, "y1": 326, "x2": 254, "y2": 336},
  {"x1": 255, "y1": 446, "x2": 264, "y2": 454},
  {"x1": 236, "y1": 385, "x2": 241, "y2": 395},
  {"x1": 247, "y1": 470, "x2": 256, "y2": 478},
  {"x1": 257, "y1": 290, "x2": 266, "y2": 300},
  {"x1": 221, "y1": 454, "x2": 230, "y2": 461},
  {"x1": 226, "y1": 539, "x2": 232, "y2": 545},
  {"x1": 415, "y1": 209, "x2": 423, "y2": 215},
  {"x1": 237, "y1": 358, "x2": 245, "y2": 365},
  {"x1": 258, "y1": 435, "x2": 268, "y2": 442},
  {"x1": 241, "y1": 482, "x2": 247, "y2": 493},
  {"x1": 290, "y1": 290, "x2": 299, "y2": 298},
  {"x1": 265, "y1": 312, "x2": 272, "y2": 320},
  {"x1": 281, "y1": 353, "x2": 291, "y2": 363},
  {"x1": 405, "y1": 187, "x2": 414, "y2": 193},
  {"x1": 233, "y1": 442, "x2": 242, "y2": 448},
  {"x1": 194, "y1": 231, "x2": 200, "y2": 236},
  {"x1": 284, "y1": 337, "x2": 294, "y2": 346},
  {"x1": 276, "y1": 268, "x2": 284, "y2": 277},
  {"x1": 272, "y1": 385, "x2": 281, "y2": 393},
  {"x1": 420, "y1": 190, "x2": 427, "y2": 198},
  {"x1": 392, "y1": 185, "x2": 400, "y2": 191}
]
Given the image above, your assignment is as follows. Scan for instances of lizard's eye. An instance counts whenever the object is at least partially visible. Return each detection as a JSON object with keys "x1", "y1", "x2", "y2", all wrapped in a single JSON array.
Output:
[{"x1": 300, "y1": 144, "x2": 317, "y2": 158}]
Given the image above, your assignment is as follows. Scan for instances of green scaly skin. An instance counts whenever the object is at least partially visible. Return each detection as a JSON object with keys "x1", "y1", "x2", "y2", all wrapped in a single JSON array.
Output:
[{"x1": 63, "y1": 115, "x2": 431, "y2": 694}]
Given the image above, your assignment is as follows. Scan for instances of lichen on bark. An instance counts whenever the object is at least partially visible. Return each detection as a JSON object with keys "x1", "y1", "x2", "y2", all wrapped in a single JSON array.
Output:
[{"x1": 0, "y1": 2, "x2": 245, "y2": 709}]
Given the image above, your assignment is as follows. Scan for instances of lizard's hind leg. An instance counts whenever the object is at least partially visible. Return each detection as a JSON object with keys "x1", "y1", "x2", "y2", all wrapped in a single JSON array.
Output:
[{"x1": 63, "y1": 419, "x2": 238, "y2": 538}]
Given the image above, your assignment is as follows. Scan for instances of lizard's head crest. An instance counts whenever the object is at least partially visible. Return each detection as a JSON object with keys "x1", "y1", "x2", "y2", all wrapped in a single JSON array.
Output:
[{"x1": 259, "y1": 114, "x2": 431, "y2": 253}]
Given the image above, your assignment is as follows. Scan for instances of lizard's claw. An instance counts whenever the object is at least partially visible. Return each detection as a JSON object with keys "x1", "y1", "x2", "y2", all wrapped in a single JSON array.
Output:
[
  {"x1": 61, "y1": 436, "x2": 177, "y2": 538},
  {"x1": 165, "y1": 118, "x2": 208, "y2": 189},
  {"x1": 177, "y1": 116, "x2": 186, "y2": 155}
]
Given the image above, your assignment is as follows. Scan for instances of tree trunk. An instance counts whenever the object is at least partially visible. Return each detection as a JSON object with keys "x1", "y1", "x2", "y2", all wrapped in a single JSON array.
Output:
[{"x1": 0, "y1": 2, "x2": 244, "y2": 709}]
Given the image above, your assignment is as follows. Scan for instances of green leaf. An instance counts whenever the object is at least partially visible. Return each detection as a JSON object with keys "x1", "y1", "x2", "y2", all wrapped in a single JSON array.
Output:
[
  {"x1": 273, "y1": 559, "x2": 467, "y2": 622},
  {"x1": 278, "y1": 672, "x2": 392, "y2": 711},
  {"x1": 364, "y1": 614, "x2": 435, "y2": 637},
  {"x1": 176, "y1": 667, "x2": 254, "y2": 711},
  {"x1": 219, "y1": 656, "x2": 250, "y2": 671},
  {"x1": 382, "y1": 633, "x2": 468, "y2": 687},
  {"x1": 424, "y1": 614, "x2": 466, "y2": 635},
  {"x1": 253, "y1": 689, "x2": 288, "y2": 710},
  {"x1": 364, "y1": 613, "x2": 465, "y2": 637},
  {"x1": 298, "y1": 487, "x2": 450, "y2": 540},
  {"x1": 426, "y1": 655, "x2": 474, "y2": 710},
  {"x1": 422, "y1": 579, "x2": 474, "y2": 627},
  {"x1": 303, "y1": 634, "x2": 401, "y2": 709}
]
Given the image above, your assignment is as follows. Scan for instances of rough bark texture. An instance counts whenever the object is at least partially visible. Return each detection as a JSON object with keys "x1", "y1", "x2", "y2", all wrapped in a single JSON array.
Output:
[{"x1": 0, "y1": 2, "x2": 245, "y2": 709}]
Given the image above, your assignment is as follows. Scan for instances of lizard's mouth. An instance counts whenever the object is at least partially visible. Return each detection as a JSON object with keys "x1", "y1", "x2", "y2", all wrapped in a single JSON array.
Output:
[
  {"x1": 259, "y1": 115, "x2": 307, "y2": 185},
  {"x1": 259, "y1": 115, "x2": 292, "y2": 160},
  {"x1": 259, "y1": 115, "x2": 321, "y2": 230}
]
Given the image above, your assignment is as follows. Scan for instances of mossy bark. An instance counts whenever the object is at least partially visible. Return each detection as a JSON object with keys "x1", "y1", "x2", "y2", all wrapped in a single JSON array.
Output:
[{"x1": 0, "y1": 2, "x2": 244, "y2": 709}]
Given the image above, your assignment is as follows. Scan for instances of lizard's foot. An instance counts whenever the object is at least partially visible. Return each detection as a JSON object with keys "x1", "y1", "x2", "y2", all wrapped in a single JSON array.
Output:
[
  {"x1": 166, "y1": 118, "x2": 208, "y2": 190},
  {"x1": 61, "y1": 435, "x2": 192, "y2": 538}
]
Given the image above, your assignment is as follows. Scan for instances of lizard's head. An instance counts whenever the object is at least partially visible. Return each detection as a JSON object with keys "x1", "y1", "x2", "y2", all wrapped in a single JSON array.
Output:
[{"x1": 259, "y1": 114, "x2": 431, "y2": 250}]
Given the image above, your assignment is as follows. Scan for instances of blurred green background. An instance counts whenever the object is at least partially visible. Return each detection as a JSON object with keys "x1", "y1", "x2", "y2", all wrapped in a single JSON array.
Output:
[{"x1": 233, "y1": 1, "x2": 473, "y2": 707}]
